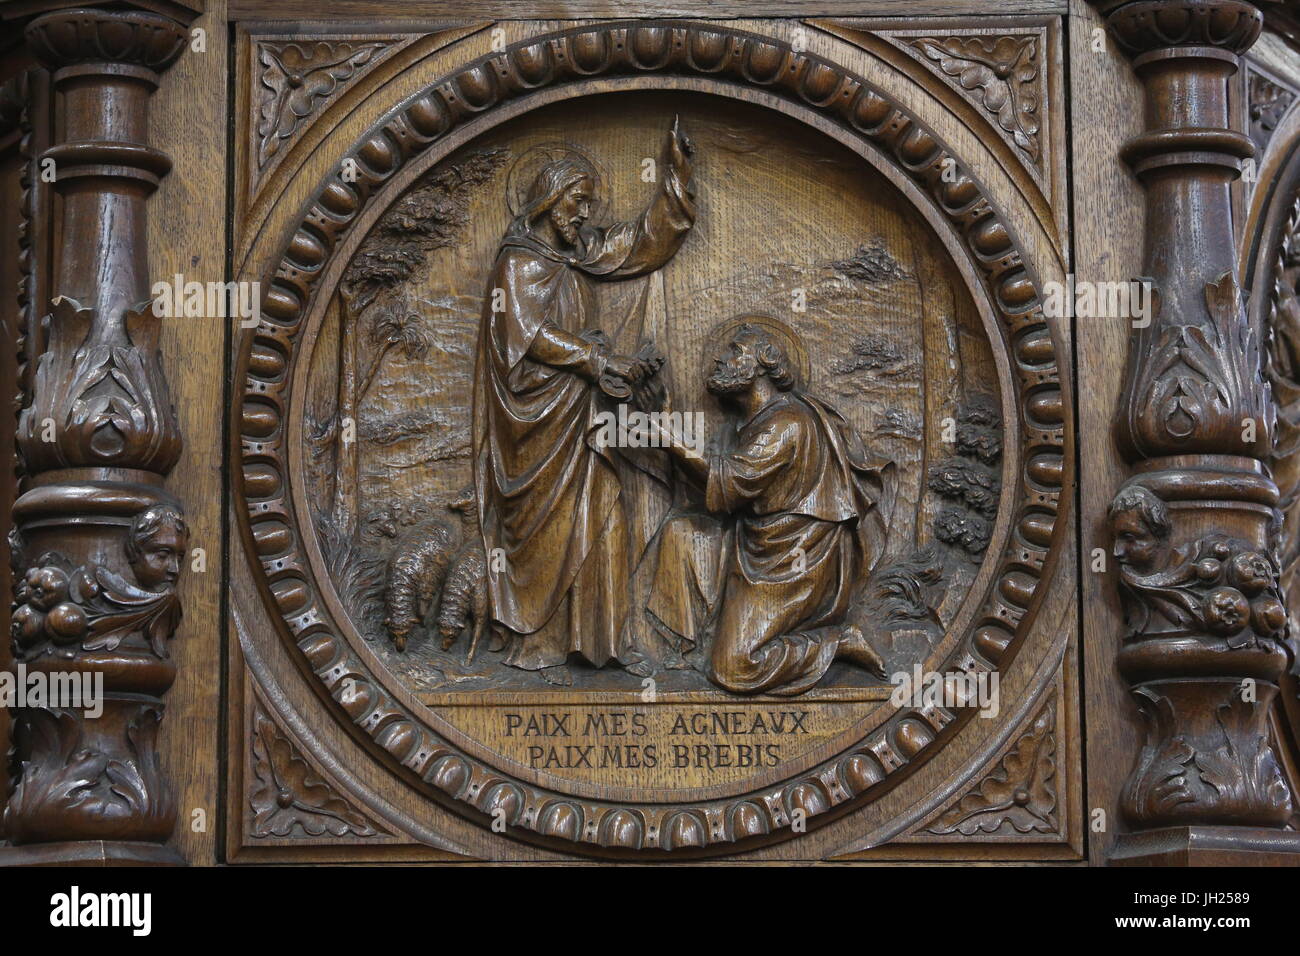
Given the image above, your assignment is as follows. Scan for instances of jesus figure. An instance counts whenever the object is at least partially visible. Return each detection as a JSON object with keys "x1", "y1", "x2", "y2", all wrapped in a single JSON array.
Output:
[{"x1": 472, "y1": 119, "x2": 696, "y2": 685}]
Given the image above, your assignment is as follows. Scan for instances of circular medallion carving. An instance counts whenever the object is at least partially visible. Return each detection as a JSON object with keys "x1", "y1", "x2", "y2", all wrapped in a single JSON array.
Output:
[{"x1": 235, "y1": 21, "x2": 1069, "y2": 855}]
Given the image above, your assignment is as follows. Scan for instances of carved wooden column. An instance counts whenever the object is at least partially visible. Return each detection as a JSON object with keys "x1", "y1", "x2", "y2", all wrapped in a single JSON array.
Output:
[
  {"x1": 1097, "y1": 0, "x2": 1300, "y2": 864},
  {"x1": 0, "y1": 2, "x2": 195, "y2": 865}
]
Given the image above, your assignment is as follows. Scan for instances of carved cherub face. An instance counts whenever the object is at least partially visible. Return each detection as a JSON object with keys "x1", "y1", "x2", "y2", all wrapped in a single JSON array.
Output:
[
  {"x1": 549, "y1": 176, "x2": 593, "y2": 247},
  {"x1": 1111, "y1": 508, "x2": 1164, "y2": 573},
  {"x1": 1108, "y1": 485, "x2": 1171, "y2": 575},
  {"x1": 706, "y1": 337, "x2": 759, "y2": 395},
  {"x1": 127, "y1": 506, "x2": 189, "y2": 590}
]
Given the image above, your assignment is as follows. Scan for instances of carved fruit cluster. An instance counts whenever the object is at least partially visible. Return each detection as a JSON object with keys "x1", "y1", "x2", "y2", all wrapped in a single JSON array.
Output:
[
  {"x1": 1119, "y1": 535, "x2": 1286, "y2": 648},
  {"x1": 12, "y1": 564, "x2": 89, "y2": 652}
]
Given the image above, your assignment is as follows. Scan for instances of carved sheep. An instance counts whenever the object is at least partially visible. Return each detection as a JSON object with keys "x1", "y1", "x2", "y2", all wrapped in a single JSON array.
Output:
[
  {"x1": 436, "y1": 488, "x2": 489, "y2": 662},
  {"x1": 382, "y1": 518, "x2": 458, "y2": 652},
  {"x1": 382, "y1": 486, "x2": 489, "y2": 659}
]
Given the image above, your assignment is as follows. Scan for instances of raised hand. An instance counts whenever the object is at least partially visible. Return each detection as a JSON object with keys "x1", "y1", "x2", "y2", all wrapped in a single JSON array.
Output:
[{"x1": 664, "y1": 114, "x2": 693, "y2": 186}]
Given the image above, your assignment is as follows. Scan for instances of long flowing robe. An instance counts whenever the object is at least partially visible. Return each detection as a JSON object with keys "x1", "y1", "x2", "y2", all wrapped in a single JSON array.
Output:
[
  {"x1": 473, "y1": 173, "x2": 694, "y2": 671},
  {"x1": 648, "y1": 390, "x2": 894, "y2": 695}
]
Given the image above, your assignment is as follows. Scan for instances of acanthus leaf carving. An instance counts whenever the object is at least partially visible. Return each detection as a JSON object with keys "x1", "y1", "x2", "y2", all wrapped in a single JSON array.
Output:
[
  {"x1": 249, "y1": 710, "x2": 383, "y2": 839},
  {"x1": 1109, "y1": 483, "x2": 1295, "y2": 829},
  {"x1": 910, "y1": 35, "x2": 1041, "y2": 166},
  {"x1": 1247, "y1": 68, "x2": 1296, "y2": 153},
  {"x1": 927, "y1": 700, "x2": 1057, "y2": 836},
  {"x1": 16, "y1": 297, "x2": 182, "y2": 474},
  {"x1": 1125, "y1": 274, "x2": 1274, "y2": 458},
  {"x1": 256, "y1": 40, "x2": 391, "y2": 168},
  {"x1": 4, "y1": 705, "x2": 174, "y2": 845},
  {"x1": 1122, "y1": 686, "x2": 1292, "y2": 826}
]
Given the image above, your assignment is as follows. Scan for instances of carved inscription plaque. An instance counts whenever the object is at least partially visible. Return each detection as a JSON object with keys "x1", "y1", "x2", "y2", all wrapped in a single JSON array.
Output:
[{"x1": 236, "y1": 22, "x2": 1069, "y2": 856}]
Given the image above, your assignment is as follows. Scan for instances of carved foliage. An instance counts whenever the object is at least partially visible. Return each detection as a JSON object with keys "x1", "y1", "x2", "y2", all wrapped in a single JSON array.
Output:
[
  {"x1": 1123, "y1": 275, "x2": 1274, "y2": 458},
  {"x1": 4, "y1": 705, "x2": 174, "y2": 844},
  {"x1": 1118, "y1": 535, "x2": 1286, "y2": 647},
  {"x1": 249, "y1": 711, "x2": 380, "y2": 839},
  {"x1": 257, "y1": 40, "x2": 390, "y2": 167},
  {"x1": 1266, "y1": 193, "x2": 1300, "y2": 662},
  {"x1": 930, "y1": 395, "x2": 1002, "y2": 557},
  {"x1": 17, "y1": 297, "x2": 182, "y2": 474},
  {"x1": 1248, "y1": 69, "x2": 1296, "y2": 153},
  {"x1": 911, "y1": 35, "x2": 1041, "y2": 165},
  {"x1": 1108, "y1": 484, "x2": 1294, "y2": 827},
  {"x1": 1122, "y1": 688, "x2": 1291, "y2": 827},
  {"x1": 929, "y1": 700, "x2": 1057, "y2": 836},
  {"x1": 12, "y1": 558, "x2": 181, "y2": 661},
  {"x1": 10, "y1": 504, "x2": 187, "y2": 661}
]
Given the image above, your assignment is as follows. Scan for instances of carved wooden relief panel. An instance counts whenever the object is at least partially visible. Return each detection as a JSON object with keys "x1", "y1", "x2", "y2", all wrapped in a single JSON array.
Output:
[
  {"x1": 226, "y1": 16, "x2": 1076, "y2": 862},
  {"x1": 11, "y1": 0, "x2": 1300, "y2": 873}
]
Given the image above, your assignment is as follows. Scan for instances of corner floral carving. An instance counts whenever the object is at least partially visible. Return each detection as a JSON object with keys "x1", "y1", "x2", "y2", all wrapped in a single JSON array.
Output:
[
  {"x1": 911, "y1": 35, "x2": 1041, "y2": 165},
  {"x1": 1248, "y1": 69, "x2": 1296, "y2": 152},
  {"x1": 256, "y1": 40, "x2": 390, "y2": 167},
  {"x1": 250, "y1": 710, "x2": 382, "y2": 839},
  {"x1": 928, "y1": 700, "x2": 1057, "y2": 835}
]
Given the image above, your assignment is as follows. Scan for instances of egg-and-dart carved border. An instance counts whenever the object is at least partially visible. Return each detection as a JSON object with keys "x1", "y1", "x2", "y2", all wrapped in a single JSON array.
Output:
[{"x1": 234, "y1": 20, "x2": 1069, "y2": 855}]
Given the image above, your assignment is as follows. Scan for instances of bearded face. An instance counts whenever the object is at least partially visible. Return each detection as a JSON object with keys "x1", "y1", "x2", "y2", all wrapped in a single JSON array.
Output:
[
  {"x1": 706, "y1": 341, "x2": 759, "y2": 395},
  {"x1": 547, "y1": 177, "x2": 593, "y2": 248}
]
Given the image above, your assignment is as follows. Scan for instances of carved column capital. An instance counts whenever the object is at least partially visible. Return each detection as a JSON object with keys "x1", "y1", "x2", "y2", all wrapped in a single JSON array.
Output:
[
  {"x1": 2, "y1": 0, "x2": 193, "y2": 864},
  {"x1": 1096, "y1": 0, "x2": 1300, "y2": 863},
  {"x1": 24, "y1": 7, "x2": 189, "y2": 76},
  {"x1": 1100, "y1": 0, "x2": 1262, "y2": 57},
  {"x1": 1095, "y1": 1, "x2": 1273, "y2": 462}
]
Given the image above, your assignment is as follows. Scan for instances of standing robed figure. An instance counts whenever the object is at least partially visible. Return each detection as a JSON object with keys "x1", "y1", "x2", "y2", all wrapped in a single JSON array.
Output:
[{"x1": 472, "y1": 120, "x2": 696, "y2": 681}]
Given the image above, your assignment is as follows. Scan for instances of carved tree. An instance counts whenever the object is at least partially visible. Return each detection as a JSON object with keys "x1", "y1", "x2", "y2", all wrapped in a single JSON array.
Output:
[{"x1": 327, "y1": 147, "x2": 508, "y2": 539}]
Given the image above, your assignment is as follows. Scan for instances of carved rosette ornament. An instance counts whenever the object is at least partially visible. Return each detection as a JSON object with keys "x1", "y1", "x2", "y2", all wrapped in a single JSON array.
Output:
[
  {"x1": 927, "y1": 700, "x2": 1058, "y2": 836},
  {"x1": 256, "y1": 40, "x2": 392, "y2": 168},
  {"x1": 249, "y1": 709, "x2": 384, "y2": 840},
  {"x1": 909, "y1": 35, "x2": 1042, "y2": 167},
  {"x1": 1, "y1": 3, "x2": 195, "y2": 862},
  {"x1": 1096, "y1": 0, "x2": 1300, "y2": 862}
]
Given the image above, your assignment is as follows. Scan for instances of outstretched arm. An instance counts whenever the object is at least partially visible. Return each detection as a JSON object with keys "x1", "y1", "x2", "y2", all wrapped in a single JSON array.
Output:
[
  {"x1": 583, "y1": 117, "x2": 696, "y2": 278},
  {"x1": 526, "y1": 324, "x2": 652, "y2": 389}
]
